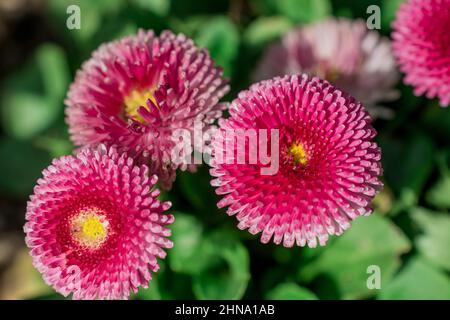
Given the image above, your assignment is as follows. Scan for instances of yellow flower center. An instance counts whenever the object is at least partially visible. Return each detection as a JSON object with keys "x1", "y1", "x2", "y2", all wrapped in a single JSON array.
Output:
[
  {"x1": 123, "y1": 88, "x2": 159, "y2": 123},
  {"x1": 325, "y1": 68, "x2": 340, "y2": 83},
  {"x1": 288, "y1": 142, "x2": 308, "y2": 166},
  {"x1": 71, "y1": 210, "x2": 108, "y2": 248},
  {"x1": 315, "y1": 63, "x2": 341, "y2": 83}
]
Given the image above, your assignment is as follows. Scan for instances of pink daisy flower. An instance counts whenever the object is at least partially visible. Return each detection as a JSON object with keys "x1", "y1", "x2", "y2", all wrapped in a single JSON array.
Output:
[
  {"x1": 66, "y1": 30, "x2": 229, "y2": 190},
  {"x1": 24, "y1": 145, "x2": 173, "y2": 299},
  {"x1": 210, "y1": 74, "x2": 383, "y2": 247},
  {"x1": 254, "y1": 18, "x2": 399, "y2": 118},
  {"x1": 392, "y1": 0, "x2": 450, "y2": 107}
]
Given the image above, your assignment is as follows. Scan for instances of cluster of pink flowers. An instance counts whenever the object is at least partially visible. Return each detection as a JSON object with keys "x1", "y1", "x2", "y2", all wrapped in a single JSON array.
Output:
[
  {"x1": 66, "y1": 30, "x2": 229, "y2": 190},
  {"x1": 24, "y1": 0, "x2": 447, "y2": 300},
  {"x1": 27, "y1": 30, "x2": 228, "y2": 299}
]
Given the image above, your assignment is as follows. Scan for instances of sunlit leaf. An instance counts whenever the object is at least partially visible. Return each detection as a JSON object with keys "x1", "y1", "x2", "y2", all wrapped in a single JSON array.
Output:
[
  {"x1": 298, "y1": 214, "x2": 411, "y2": 299},
  {"x1": 275, "y1": 0, "x2": 331, "y2": 23},
  {"x1": 425, "y1": 154, "x2": 450, "y2": 209},
  {"x1": 168, "y1": 212, "x2": 213, "y2": 274},
  {"x1": 381, "y1": 0, "x2": 405, "y2": 31},
  {"x1": 1, "y1": 44, "x2": 69, "y2": 140},
  {"x1": 195, "y1": 16, "x2": 239, "y2": 77},
  {"x1": 192, "y1": 231, "x2": 250, "y2": 299},
  {"x1": 410, "y1": 207, "x2": 450, "y2": 271},
  {"x1": 378, "y1": 257, "x2": 450, "y2": 300},
  {"x1": 244, "y1": 16, "x2": 293, "y2": 48}
]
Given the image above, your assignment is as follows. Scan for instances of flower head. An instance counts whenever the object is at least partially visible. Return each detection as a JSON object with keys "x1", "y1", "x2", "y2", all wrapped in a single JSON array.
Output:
[
  {"x1": 66, "y1": 30, "x2": 229, "y2": 189},
  {"x1": 254, "y1": 18, "x2": 399, "y2": 118},
  {"x1": 24, "y1": 145, "x2": 173, "y2": 299},
  {"x1": 392, "y1": 0, "x2": 450, "y2": 107},
  {"x1": 210, "y1": 74, "x2": 383, "y2": 247}
]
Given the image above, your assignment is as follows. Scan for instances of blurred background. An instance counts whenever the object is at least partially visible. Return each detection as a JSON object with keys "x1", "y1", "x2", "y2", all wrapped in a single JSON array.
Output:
[{"x1": 0, "y1": 0, "x2": 449, "y2": 300}]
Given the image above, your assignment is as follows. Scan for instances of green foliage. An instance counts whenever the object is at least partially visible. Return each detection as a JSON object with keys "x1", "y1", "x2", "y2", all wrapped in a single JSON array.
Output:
[
  {"x1": 49, "y1": 0, "x2": 124, "y2": 46},
  {"x1": 169, "y1": 213, "x2": 212, "y2": 274},
  {"x1": 244, "y1": 16, "x2": 293, "y2": 48},
  {"x1": 298, "y1": 214, "x2": 411, "y2": 299},
  {"x1": 410, "y1": 208, "x2": 450, "y2": 271},
  {"x1": 266, "y1": 283, "x2": 317, "y2": 300},
  {"x1": 381, "y1": 132, "x2": 435, "y2": 197},
  {"x1": 426, "y1": 176, "x2": 450, "y2": 209},
  {"x1": 381, "y1": 0, "x2": 404, "y2": 30},
  {"x1": 275, "y1": 0, "x2": 332, "y2": 23},
  {"x1": 1, "y1": 44, "x2": 69, "y2": 140},
  {"x1": 0, "y1": 138, "x2": 52, "y2": 198},
  {"x1": 195, "y1": 16, "x2": 240, "y2": 77},
  {"x1": 132, "y1": 0, "x2": 170, "y2": 17},
  {"x1": 378, "y1": 257, "x2": 450, "y2": 300},
  {"x1": 425, "y1": 152, "x2": 450, "y2": 209},
  {"x1": 192, "y1": 230, "x2": 250, "y2": 299}
]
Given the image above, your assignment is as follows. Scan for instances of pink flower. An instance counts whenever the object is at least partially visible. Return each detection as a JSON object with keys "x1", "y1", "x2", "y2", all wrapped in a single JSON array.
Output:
[
  {"x1": 210, "y1": 74, "x2": 382, "y2": 247},
  {"x1": 66, "y1": 30, "x2": 229, "y2": 190},
  {"x1": 24, "y1": 145, "x2": 173, "y2": 299},
  {"x1": 392, "y1": 0, "x2": 450, "y2": 107},
  {"x1": 254, "y1": 18, "x2": 399, "y2": 118}
]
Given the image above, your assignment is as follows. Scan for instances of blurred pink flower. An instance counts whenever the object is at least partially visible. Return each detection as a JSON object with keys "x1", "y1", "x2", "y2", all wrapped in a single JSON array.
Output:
[
  {"x1": 210, "y1": 75, "x2": 383, "y2": 247},
  {"x1": 254, "y1": 18, "x2": 399, "y2": 118},
  {"x1": 24, "y1": 145, "x2": 173, "y2": 299},
  {"x1": 392, "y1": 0, "x2": 450, "y2": 107},
  {"x1": 66, "y1": 30, "x2": 229, "y2": 189}
]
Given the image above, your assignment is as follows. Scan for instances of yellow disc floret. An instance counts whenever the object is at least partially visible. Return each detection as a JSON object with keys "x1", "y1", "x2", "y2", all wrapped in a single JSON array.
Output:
[
  {"x1": 71, "y1": 210, "x2": 109, "y2": 249},
  {"x1": 288, "y1": 142, "x2": 308, "y2": 166},
  {"x1": 124, "y1": 87, "x2": 159, "y2": 123},
  {"x1": 82, "y1": 215, "x2": 106, "y2": 239}
]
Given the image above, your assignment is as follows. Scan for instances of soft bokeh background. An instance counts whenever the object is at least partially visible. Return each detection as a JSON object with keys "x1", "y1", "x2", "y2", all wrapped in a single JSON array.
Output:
[{"x1": 0, "y1": 0, "x2": 449, "y2": 300}]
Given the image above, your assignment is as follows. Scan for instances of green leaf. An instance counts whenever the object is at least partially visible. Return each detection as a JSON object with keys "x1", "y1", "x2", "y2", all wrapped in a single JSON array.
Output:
[
  {"x1": 192, "y1": 231, "x2": 250, "y2": 299},
  {"x1": 195, "y1": 16, "x2": 239, "y2": 77},
  {"x1": 168, "y1": 213, "x2": 213, "y2": 274},
  {"x1": 410, "y1": 207, "x2": 450, "y2": 271},
  {"x1": 169, "y1": 16, "x2": 210, "y2": 39},
  {"x1": 426, "y1": 176, "x2": 450, "y2": 209},
  {"x1": 132, "y1": 0, "x2": 170, "y2": 17},
  {"x1": 275, "y1": 0, "x2": 331, "y2": 23},
  {"x1": 380, "y1": 132, "x2": 435, "y2": 196},
  {"x1": 298, "y1": 213, "x2": 411, "y2": 299},
  {"x1": 176, "y1": 171, "x2": 208, "y2": 211},
  {"x1": 175, "y1": 168, "x2": 220, "y2": 216},
  {"x1": 266, "y1": 283, "x2": 317, "y2": 300},
  {"x1": 1, "y1": 44, "x2": 69, "y2": 140},
  {"x1": 422, "y1": 102, "x2": 450, "y2": 144},
  {"x1": 243, "y1": 16, "x2": 293, "y2": 48},
  {"x1": 34, "y1": 135, "x2": 74, "y2": 158},
  {"x1": 381, "y1": 0, "x2": 404, "y2": 31},
  {"x1": 2, "y1": 94, "x2": 55, "y2": 140},
  {"x1": 0, "y1": 138, "x2": 52, "y2": 198},
  {"x1": 49, "y1": 0, "x2": 124, "y2": 45},
  {"x1": 134, "y1": 277, "x2": 161, "y2": 300},
  {"x1": 378, "y1": 257, "x2": 450, "y2": 300},
  {"x1": 36, "y1": 44, "x2": 70, "y2": 102},
  {"x1": 425, "y1": 154, "x2": 450, "y2": 209}
]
